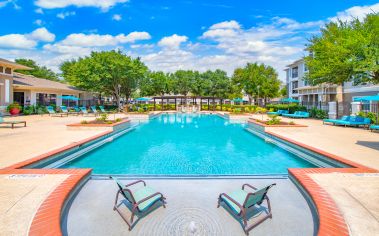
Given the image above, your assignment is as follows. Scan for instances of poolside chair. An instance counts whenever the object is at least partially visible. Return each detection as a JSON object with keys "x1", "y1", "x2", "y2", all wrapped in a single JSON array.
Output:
[
  {"x1": 218, "y1": 183, "x2": 276, "y2": 235},
  {"x1": 111, "y1": 177, "x2": 166, "y2": 230},
  {"x1": 79, "y1": 107, "x2": 95, "y2": 116},
  {"x1": 0, "y1": 116, "x2": 26, "y2": 129},
  {"x1": 60, "y1": 106, "x2": 79, "y2": 116},
  {"x1": 90, "y1": 106, "x2": 100, "y2": 116},
  {"x1": 267, "y1": 110, "x2": 289, "y2": 116},
  {"x1": 99, "y1": 105, "x2": 112, "y2": 114},
  {"x1": 47, "y1": 106, "x2": 68, "y2": 117},
  {"x1": 333, "y1": 116, "x2": 371, "y2": 128},
  {"x1": 370, "y1": 125, "x2": 379, "y2": 132},
  {"x1": 282, "y1": 111, "x2": 309, "y2": 118},
  {"x1": 323, "y1": 115, "x2": 349, "y2": 125}
]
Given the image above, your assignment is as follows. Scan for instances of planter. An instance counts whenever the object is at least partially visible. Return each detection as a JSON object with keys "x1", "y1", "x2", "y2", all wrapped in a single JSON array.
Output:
[
  {"x1": 9, "y1": 108, "x2": 20, "y2": 115},
  {"x1": 248, "y1": 118, "x2": 307, "y2": 133},
  {"x1": 67, "y1": 119, "x2": 131, "y2": 132}
]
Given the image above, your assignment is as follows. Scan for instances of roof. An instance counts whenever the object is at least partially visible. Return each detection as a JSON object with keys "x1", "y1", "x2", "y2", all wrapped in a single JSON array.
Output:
[
  {"x1": 0, "y1": 58, "x2": 32, "y2": 70},
  {"x1": 285, "y1": 58, "x2": 304, "y2": 68},
  {"x1": 12, "y1": 73, "x2": 83, "y2": 92}
]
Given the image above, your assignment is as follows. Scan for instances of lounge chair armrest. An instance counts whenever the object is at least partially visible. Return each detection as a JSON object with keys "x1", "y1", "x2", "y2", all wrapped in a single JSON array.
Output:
[
  {"x1": 219, "y1": 193, "x2": 243, "y2": 210},
  {"x1": 125, "y1": 180, "x2": 146, "y2": 187},
  {"x1": 135, "y1": 192, "x2": 164, "y2": 206},
  {"x1": 242, "y1": 183, "x2": 257, "y2": 190}
]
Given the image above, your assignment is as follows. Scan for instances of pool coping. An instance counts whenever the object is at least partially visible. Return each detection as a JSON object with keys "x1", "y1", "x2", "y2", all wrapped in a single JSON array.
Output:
[{"x1": 1, "y1": 115, "x2": 378, "y2": 236}]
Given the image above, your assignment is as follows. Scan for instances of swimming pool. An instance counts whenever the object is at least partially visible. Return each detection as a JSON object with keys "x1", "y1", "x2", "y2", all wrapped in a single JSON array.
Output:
[{"x1": 59, "y1": 113, "x2": 315, "y2": 175}]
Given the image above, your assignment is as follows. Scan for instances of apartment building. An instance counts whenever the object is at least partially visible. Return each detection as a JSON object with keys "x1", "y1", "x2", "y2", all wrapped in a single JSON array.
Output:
[{"x1": 285, "y1": 58, "x2": 379, "y2": 103}]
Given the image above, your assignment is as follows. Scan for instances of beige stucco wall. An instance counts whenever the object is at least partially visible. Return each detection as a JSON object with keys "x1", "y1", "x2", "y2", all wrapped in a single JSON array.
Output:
[{"x1": 0, "y1": 74, "x2": 14, "y2": 106}]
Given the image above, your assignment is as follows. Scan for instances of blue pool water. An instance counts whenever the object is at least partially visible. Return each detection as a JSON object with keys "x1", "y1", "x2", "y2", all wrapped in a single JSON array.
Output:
[{"x1": 61, "y1": 114, "x2": 315, "y2": 175}]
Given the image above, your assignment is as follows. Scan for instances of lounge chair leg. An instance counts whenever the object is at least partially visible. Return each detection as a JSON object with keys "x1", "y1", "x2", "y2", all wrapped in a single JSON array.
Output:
[{"x1": 113, "y1": 190, "x2": 120, "y2": 210}]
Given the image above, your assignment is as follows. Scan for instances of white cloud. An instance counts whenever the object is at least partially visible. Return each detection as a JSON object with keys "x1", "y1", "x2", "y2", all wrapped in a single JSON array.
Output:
[
  {"x1": 34, "y1": 19, "x2": 43, "y2": 26},
  {"x1": 158, "y1": 34, "x2": 188, "y2": 49},
  {"x1": 0, "y1": 0, "x2": 19, "y2": 9},
  {"x1": 112, "y1": 14, "x2": 122, "y2": 21},
  {"x1": 0, "y1": 34, "x2": 37, "y2": 49},
  {"x1": 57, "y1": 11, "x2": 76, "y2": 19},
  {"x1": 60, "y1": 31, "x2": 151, "y2": 47},
  {"x1": 0, "y1": 28, "x2": 55, "y2": 49},
  {"x1": 35, "y1": 8, "x2": 44, "y2": 14},
  {"x1": 330, "y1": 3, "x2": 379, "y2": 22},
  {"x1": 34, "y1": 0, "x2": 128, "y2": 10},
  {"x1": 28, "y1": 27, "x2": 56, "y2": 42},
  {"x1": 209, "y1": 20, "x2": 241, "y2": 30}
]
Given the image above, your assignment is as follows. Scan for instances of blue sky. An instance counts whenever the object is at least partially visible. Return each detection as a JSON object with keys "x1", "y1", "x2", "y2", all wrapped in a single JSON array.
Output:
[{"x1": 0, "y1": 0, "x2": 378, "y2": 80}]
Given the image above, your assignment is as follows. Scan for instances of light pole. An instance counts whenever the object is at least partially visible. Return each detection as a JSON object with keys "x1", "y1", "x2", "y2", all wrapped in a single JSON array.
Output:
[{"x1": 117, "y1": 84, "x2": 121, "y2": 112}]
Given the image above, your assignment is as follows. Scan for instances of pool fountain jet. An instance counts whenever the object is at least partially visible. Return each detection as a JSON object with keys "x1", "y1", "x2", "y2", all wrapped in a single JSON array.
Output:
[{"x1": 188, "y1": 221, "x2": 197, "y2": 234}]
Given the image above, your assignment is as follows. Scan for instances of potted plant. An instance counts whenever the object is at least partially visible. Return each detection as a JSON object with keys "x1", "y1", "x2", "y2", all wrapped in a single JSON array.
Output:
[{"x1": 8, "y1": 102, "x2": 22, "y2": 115}]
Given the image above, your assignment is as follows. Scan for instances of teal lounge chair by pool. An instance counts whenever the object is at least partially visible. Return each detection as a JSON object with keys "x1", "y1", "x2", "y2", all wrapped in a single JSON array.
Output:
[
  {"x1": 323, "y1": 116, "x2": 350, "y2": 125},
  {"x1": 47, "y1": 106, "x2": 67, "y2": 117},
  {"x1": 370, "y1": 125, "x2": 379, "y2": 132},
  {"x1": 0, "y1": 116, "x2": 26, "y2": 129},
  {"x1": 218, "y1": 183, "x2": 276, "y2": 235},
  {"x1": 111, "y1": 177, "x2": 166, "y2": 231},
  {"x1": 99, "y1": 105, "x2": 112, "y2": 113},
  {"x1": 282, "y1": 111, "x2": 309, "y2": 118},
  {"x1": 90, "y1": 106, "x2": 99, "y2": 116},
  {"x1": 79, "y1": 107, "x2": 95, "y2": 116},
  {"x1": 334, "y1": 116, "x2": 371, "y2": 128},
  {"x1": 60, "y1": 106, "x2": 79, "y2": 116},
  {"x1": 267, "y1": 110, "x2": 289, "y2": 116}
]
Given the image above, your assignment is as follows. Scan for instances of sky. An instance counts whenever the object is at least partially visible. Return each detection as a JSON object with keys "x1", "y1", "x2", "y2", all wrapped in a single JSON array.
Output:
[{"x1": 0, "y1": 0, "x2": 378, "y2": 81}]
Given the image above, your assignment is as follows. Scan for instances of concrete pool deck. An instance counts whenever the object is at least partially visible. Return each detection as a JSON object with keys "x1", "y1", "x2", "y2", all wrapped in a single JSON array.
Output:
[
  {"x1": 66, "y1": 178, "x2": 314, "y2": 236},
  {"x1": 0, "y1": 112, "x2": 378, "y2": 235}
]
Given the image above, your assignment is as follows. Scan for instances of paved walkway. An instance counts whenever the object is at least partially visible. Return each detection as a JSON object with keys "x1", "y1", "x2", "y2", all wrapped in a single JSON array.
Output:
[{"x1": 66, "y1": 178, "x2": 314, "y2": 236}]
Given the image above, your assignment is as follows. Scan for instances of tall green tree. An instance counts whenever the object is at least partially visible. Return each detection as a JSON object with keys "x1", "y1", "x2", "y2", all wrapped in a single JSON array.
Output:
[
  {"x1": 202, "y1": 69, "x2": 231, "y2": 98},
  {"x1": 140, "y1": 71, "x2": 172, "y2": 97},
  {"x1": 15, "y1": 58, "x2": 59, "y2": 81},
  {"x1": 172, "y1": 70, "x2": 195, "y2": 97},
  {"x1": 60, "y1": 50, "x2": 148, "y2": 109},
  {"x1": 305, "y1": 13, "x2": 379, "y2": 85},
  {"x1": 232, "y1": 63, "x2": 280, "y2": 104}
]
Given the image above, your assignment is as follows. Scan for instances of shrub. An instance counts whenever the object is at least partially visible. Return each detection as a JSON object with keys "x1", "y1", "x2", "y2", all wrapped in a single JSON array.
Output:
[
  {"x1": 266, "y1": 115, "x2": 281, "y2": 125},
  {"x1": 80, "y1": 120, "x2": 88, "y2": 124},
  {"x1": 309, "y1": 107, "x2": 328, "y2": 119},
  {"x1": 96, "y1": 113, "x2": 108, "y2": 122},
  {"x1": 115, "y1": 118, "x2": 122, "y2": 122},
  {"x1": 266, "y1": 104, "x2": 306, "y2": 113},
  {"x1": 357, "y1": 111, "x2": 377, "y2": 124},
  {"x1": 7, "y1": 102, "x2": 21, "y2": 111},
  {"x1": 289, "y1": 121, "x2": 295, "y2": 125}
]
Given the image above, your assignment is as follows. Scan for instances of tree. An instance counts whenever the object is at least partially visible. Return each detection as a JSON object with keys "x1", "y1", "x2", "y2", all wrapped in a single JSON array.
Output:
[
  {"x1": 232, "y1": 63, "x2": 280, "y2": 104},
  {"x1": 172, "y1": 70, "x2": 195, "y2": 97},
  {"x1": 305, "y1": 13, "x2": 379, "y2": 85},
  {"x1": 15, "y1": 58, "x2": 59, "y2": 81},
  {"x1": 140, "y1": 71, "x2": 171, "y2": 97},
  {"x1": 60, "y1": 50, "x2": 148, "y2": 110},
  {"x1": 202, "y1": 69, "x2": 231, "y2": 98}
]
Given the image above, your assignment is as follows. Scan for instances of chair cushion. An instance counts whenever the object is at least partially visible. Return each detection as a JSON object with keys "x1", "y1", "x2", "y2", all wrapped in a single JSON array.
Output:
[
  {"x1": 221, "y1": 189, "x2": 248, "y2": 214},
  {"x1": 133, "y1": 186, "x2": 161, "y2": 211}
]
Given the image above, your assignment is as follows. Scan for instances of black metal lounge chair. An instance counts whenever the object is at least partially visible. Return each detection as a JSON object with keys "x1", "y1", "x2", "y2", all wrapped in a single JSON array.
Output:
[
  {"x1": 111, "y1": 177, "x2": 166, "y2": 230},
  {"x1": 217, "y1": 183, "x2": 276, "y2": 235}
]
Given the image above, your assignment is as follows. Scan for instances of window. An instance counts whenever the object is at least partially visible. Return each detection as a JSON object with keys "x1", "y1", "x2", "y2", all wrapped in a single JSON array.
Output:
[
  {"x1": 36, "y1": 93, "x2": 57, "y2": 106},
  {"x1": 292, "y1": 67, "x2": 298, "y2": 78},
  {"x1": 0, "y1": 66, "x2": 3, "y2": 73},
  {"x1": 292, "y1": 81, "x2": 298, "y2": 94},
  {"x1": 4, "y1": 67, "x2": 11, "y2": 74},
  {"x1": 304, "y1": 80, "x2": 309, "y2": 86},
  {"x1": 304, "y1": 64, "x2": 308, "y2": 72}
]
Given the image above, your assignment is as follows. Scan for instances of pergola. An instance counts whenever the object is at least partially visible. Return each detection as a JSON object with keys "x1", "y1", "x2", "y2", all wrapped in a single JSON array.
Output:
[{"x1": 151, "y1": 96, "x2": 226, "y2": 111}]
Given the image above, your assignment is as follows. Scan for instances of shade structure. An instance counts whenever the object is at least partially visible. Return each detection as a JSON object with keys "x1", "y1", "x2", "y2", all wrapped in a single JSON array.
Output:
[
  {"x1": 135, "y1": 97, "x2": 151, "y2": 101},
  {"x1": 58, "y1": 95, "x2": 79, "y2": 101},
  {"x1": 280, "y1": 98, "x2": 299, "y2": 103},
  {"x1": 233, "y1": 98, "x2": 245, "y2": 102},
  {"x1": 353, "y1": 94, "x2": 379, "y2": 124},
  {"x1": 353, "y1": 94, "x2": 379, "y2": 102}
]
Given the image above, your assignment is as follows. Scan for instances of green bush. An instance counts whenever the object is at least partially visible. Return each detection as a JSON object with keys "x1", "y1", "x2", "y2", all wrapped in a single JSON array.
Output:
[
  {"x1": 357, "y1": 111, "x2": 377, "y2": 124},
  {"x1": 266, "y1": 104, "x2": 306, "y2": 113},
  {"x1": 266, "y1": 115, "x2": 281, "y2": 125},
  {"x1": 309, "y1": 107, "x2": 328, "y2": 119},
  {"x1": 7, "y1": 102, "x2": 21, "y2": 111}
]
